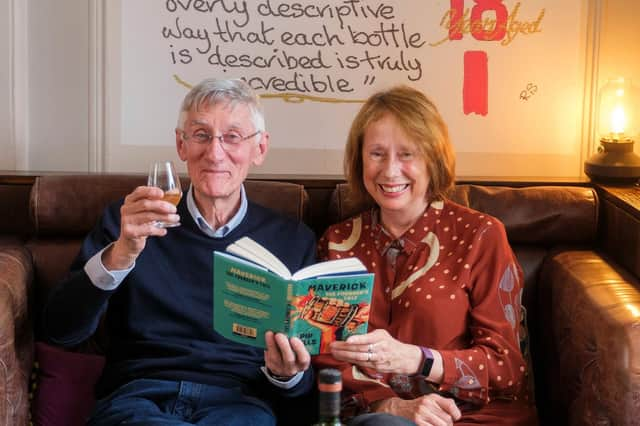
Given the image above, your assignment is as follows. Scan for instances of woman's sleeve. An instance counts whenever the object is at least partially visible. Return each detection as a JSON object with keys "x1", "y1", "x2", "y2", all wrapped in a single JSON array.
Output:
[{"x1": 436, "y1": 220, "x2": 529, "y2": 405}]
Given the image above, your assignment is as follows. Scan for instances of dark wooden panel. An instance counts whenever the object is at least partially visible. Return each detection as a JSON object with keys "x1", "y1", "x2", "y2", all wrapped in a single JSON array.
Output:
[{"x1": 0, "y1": 184, "x2": 32, "y2": 239}]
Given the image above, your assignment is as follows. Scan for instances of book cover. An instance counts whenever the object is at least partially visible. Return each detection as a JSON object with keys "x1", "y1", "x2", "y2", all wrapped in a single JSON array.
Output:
[{"x1": 213, "y1": 250, "x2": 374, "y2": 355}]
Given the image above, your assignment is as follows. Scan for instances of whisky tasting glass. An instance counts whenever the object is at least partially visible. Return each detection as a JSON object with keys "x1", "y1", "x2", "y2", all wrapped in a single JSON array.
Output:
[{"x1": 147, "y1": 161, "x2": 182, "y2": 228}]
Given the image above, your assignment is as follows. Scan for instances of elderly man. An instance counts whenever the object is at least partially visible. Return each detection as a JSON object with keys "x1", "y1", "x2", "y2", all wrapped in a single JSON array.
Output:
[{"x1": 43, "y1": 78, "x2": 316, "y2": 425}]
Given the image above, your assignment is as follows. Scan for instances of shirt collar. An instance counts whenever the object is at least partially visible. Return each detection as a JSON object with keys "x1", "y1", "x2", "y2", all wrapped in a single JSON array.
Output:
[{"x1": 186, "y1": 184, "x2": 248, "y2": 238}]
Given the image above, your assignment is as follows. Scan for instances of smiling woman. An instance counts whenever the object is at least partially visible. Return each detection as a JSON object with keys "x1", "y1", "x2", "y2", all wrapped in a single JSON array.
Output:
[{"x1": 314, "y1": 85, "x2": 538, "y2": 426}]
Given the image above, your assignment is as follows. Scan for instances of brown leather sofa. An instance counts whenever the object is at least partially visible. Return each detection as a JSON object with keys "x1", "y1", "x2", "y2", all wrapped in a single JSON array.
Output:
[{"x1": 1, "y1": 175, "x2": 640, "y2": 425}]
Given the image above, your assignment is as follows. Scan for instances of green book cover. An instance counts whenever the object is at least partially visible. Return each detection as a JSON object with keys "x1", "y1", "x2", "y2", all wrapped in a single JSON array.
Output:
[{"x1": 213, "y1": 249, "x2": 374, "y2": 355}]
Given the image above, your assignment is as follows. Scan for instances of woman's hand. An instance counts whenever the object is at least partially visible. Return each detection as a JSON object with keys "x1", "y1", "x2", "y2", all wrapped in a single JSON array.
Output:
[
  {"x1": 373, "y1": 395, "x2": 461, "y2": 426},
  {"x1": 263, "y1": 331, "x2": 310, "y2": 379},
  {"x1": 329, "y1": 329, "x2": 423, "y2": 375}
]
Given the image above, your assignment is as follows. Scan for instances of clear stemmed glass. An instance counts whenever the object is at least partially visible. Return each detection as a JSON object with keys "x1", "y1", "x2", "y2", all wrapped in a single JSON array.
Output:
[{"x1": 148, "y1": 161, "x2": 182, "y2": 228}]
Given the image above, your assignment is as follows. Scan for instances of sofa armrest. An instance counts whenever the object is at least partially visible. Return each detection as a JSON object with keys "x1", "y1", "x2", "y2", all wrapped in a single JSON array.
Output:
[
  {"x1": 539, "y1": 250, "x2": 640, "y2": 426},
  {"x1": 0, "y1": 244, "x2": 34, "y2": 426}
]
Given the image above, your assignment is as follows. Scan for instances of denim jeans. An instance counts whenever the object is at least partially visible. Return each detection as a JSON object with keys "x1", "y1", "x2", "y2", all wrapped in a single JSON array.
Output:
[{"x1": 87, "y1": 378, "x2": 276, "y2": 426}]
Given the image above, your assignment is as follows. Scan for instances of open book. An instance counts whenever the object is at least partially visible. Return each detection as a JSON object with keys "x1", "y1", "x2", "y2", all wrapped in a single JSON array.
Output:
[{"x1": 213, "y1": 237, "x2": 374, "y2": 355}]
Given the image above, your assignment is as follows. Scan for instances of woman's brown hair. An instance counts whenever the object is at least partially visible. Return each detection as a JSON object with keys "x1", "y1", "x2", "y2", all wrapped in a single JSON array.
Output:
[{"x1": 344, "y1": 85, "x2": 456, "y2": 204}]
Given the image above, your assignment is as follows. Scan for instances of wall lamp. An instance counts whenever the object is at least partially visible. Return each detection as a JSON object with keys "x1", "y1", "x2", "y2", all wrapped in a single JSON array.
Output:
[{"x1": 584, "y1": 77, "x2": 640, "y2": 183}]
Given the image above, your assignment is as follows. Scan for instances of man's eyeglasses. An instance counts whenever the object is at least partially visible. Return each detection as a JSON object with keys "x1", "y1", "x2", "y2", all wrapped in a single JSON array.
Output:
[{"x1": 181, "y1": 129, "x2": 262, "y2": 152}]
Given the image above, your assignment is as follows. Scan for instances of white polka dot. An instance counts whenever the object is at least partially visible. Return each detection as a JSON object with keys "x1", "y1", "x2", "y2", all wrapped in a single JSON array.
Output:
[
  {"x1": 435, "y1": 262, "x2": 440, "y2": 266},
  {"x1": 366, "y1": 251, "x2": 371, "y2": 255},
  {"x1": 497, "y1": 376, "x2": 502, "y2": 381},
  {"x1": 457, "y1": 217, "x2": 462, "y2": 222},
  {"x1": 438, "y1": 284, "x2": 445, "y2": 289},
  {"x1": 416, "y1": 287, "x2": 422, "y2": 292},
  {"x1": 449, "y1": 211, "x2": 454, "y2": 215},
  {"x1": 405, "y1": 301, "x2": 410, "y2": 308},
  {"x1": 410, "y1": 229, "x2": 415, "y2": 234},
  {"x1": 465, "y1": 224, "x2": 470, "y2": 228},
  {"x1": 452, "y1": 235, "x2": 458, "y2": 241},
  {"x1": 468, "y1": 356, "x2": 473, "y2": 361},
  {"x1": 479, "y1": 364, "x2": 485, "y2": 370},
  {"x1": 453, "y1": 276, "x2": 458, "y2": 281},
  {"x1": 349, "y1": 251, "x2": 354, "y2": 256},
  {"x1": 450, "y1": 294, "x2": 456, "y2": 300},
  {"x1": 334, "y1": 229, "x2": 341, "y2": 234},
  {"x1": 457, "y1": 258, "x2": 462, "y2": 263},
  {"x1": 468, "y1": 245, "x2": 473, "y2": 250},
  {"x1": 448, "y1": 252, "x2": 453, "y2": 256},
  {"x1": 479, "y1": 215, "x2": 485, "y2": 219},
  {"x1": 372, "y1": 262, "x2": 376, "y2": 267},
  {"x1": 336, "y1": 254, "x2": 342, "y2": 259},
  {"x1": 444, "y1": 269, "x2": 450, "y2": 274},
  {"x1": 520, "y1": 366, "x2": 525, "y2": 372},
  {"x1": 426, "y1": 294, "x2": 432, "y2": 299},
  {"x1": 408, "y1": 264, "x2": 413, "y2": 270},
  {"x1": 423, "y1": 226, "x2": 429, "y2": 231},
  {"x1": 498, "y1": 360, "x2": 504, "y2": 366},
  {"x1": 444, "y1": 227, "x2": 450, "y2": 232},
  {"x1": 464, "y1": 264, "x2": 470, "y2": 269},
  {"x1": 508, "y1": 380, "x2": 513, "y2": 386},
  {"x1": 487, "y1": 221, "x2": 493, "y2": 225},
  {"x1": 429, "y1": 277, "x2": 436, "y2": 282},
  {"x1": 504, "y1": 349, "x2": 509, "y2": 355},
  {"x1": 436, "y1": 219, "x2": 441, "y2": 224}
]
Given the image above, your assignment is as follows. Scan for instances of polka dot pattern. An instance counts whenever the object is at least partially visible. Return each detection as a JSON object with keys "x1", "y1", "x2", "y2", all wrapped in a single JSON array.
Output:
[{"x1": 318, "y1": 200, "x2": 533, "y2": 410}]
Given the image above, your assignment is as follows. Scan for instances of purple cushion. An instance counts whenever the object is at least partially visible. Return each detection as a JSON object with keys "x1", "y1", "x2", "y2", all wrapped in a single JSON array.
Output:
[{"x1": 31, "y1": 342, "x2": 106, "y2": 426}]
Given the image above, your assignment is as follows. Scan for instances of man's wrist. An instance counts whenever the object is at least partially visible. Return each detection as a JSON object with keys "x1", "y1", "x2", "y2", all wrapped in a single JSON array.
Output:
[{"x1": 265, "y1": 367, "x2": 295, "y2": 381}]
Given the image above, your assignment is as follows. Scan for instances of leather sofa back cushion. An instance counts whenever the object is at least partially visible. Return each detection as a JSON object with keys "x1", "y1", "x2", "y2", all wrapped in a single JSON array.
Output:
[
  {"x1": 329, "y1": 184, "x2": 598, "y2": 245},
  {"x1": 29, "y1": 175, "x2": 309, "y2": 237}
]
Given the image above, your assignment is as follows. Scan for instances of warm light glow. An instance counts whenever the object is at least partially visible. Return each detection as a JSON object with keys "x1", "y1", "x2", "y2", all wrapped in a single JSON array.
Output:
[
  {"x1": 610, "y1": 105, "x2": 627, "y2": 135},
  {"x1": 598, "y1": 78, "x2": 640, "y2": 142},
  {"x1": 626, "y1": 303, "x2": 640, "y2": 318}
]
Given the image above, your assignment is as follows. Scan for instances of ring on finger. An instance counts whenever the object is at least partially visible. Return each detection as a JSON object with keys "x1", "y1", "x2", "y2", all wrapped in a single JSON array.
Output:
[
  {"x1": 367, "y1": 351, "x2": 372, "y2": 362},
  {"x1": 367, "y1": 344, "x2": 373, "y2": 354}
]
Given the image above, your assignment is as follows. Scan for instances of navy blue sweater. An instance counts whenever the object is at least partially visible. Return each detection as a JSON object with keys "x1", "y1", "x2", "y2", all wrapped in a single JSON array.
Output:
[{"x1": 43, "y1": 196, "x2": 317, "y2": 401}]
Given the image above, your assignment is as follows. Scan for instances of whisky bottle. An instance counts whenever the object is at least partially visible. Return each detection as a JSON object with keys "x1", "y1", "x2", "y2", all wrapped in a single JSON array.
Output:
[{"x1": 314, "y1": 368, "x2": 343, "y2": 426}]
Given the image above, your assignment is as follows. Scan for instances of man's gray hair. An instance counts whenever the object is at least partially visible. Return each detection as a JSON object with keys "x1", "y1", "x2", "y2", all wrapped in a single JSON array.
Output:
[{"x1": 177, "y1": 78, "x2": 265, "y2": 132}]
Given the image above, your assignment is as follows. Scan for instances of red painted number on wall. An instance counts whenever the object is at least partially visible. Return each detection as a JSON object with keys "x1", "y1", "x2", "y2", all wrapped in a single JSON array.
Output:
[{"x1": 450, "y1": 0, "x2": 508, "y2": 115}]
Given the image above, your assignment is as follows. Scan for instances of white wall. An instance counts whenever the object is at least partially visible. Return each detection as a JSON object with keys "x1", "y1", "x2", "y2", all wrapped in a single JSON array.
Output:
[
  {"x1": 0, "y1": 0, "x2": 14, "y2": 170},
  {"x1": 1, "y1": 0, "x2": 639, "y2": 175}
]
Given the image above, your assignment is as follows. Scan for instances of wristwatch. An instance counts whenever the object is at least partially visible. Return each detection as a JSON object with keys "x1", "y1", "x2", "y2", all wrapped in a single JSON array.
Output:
[{"x1": 419, "y1": 347, "x2": 434, "y2": 377}]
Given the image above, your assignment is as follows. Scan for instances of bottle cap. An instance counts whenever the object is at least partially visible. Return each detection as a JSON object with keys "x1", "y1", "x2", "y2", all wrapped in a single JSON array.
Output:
[{"x1": 318, "y1": 368, "x2": 342, "y2": 392}]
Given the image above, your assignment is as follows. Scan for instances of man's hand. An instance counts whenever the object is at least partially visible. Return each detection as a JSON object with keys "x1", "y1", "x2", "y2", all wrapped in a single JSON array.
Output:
[
  {"x1": 102, "y1": 186, "x2": 180, "y2": 270},
  {"x1": 373, "y1": 395, "x2": 461, "y2": 426},
  {"x1": 264, "y1": 331, "x2": 310, "y2": 379}
]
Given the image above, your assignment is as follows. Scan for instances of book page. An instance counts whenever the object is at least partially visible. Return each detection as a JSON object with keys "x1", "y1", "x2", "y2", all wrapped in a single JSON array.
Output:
[
  {"x1": 292, "y1": 257, "x2": 367, "y2": 281},
  {"x1": 227, "y1": 237, "x2": 292, "y2": 279}
]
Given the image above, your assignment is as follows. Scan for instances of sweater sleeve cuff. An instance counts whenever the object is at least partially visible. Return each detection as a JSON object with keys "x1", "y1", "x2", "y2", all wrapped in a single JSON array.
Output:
[
  {"x1": 260, "y1": 366, "x2": 304, "y2": 389},
  {"x1": 84, "y1": 243, "x2": 134, "y2": 290}
]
